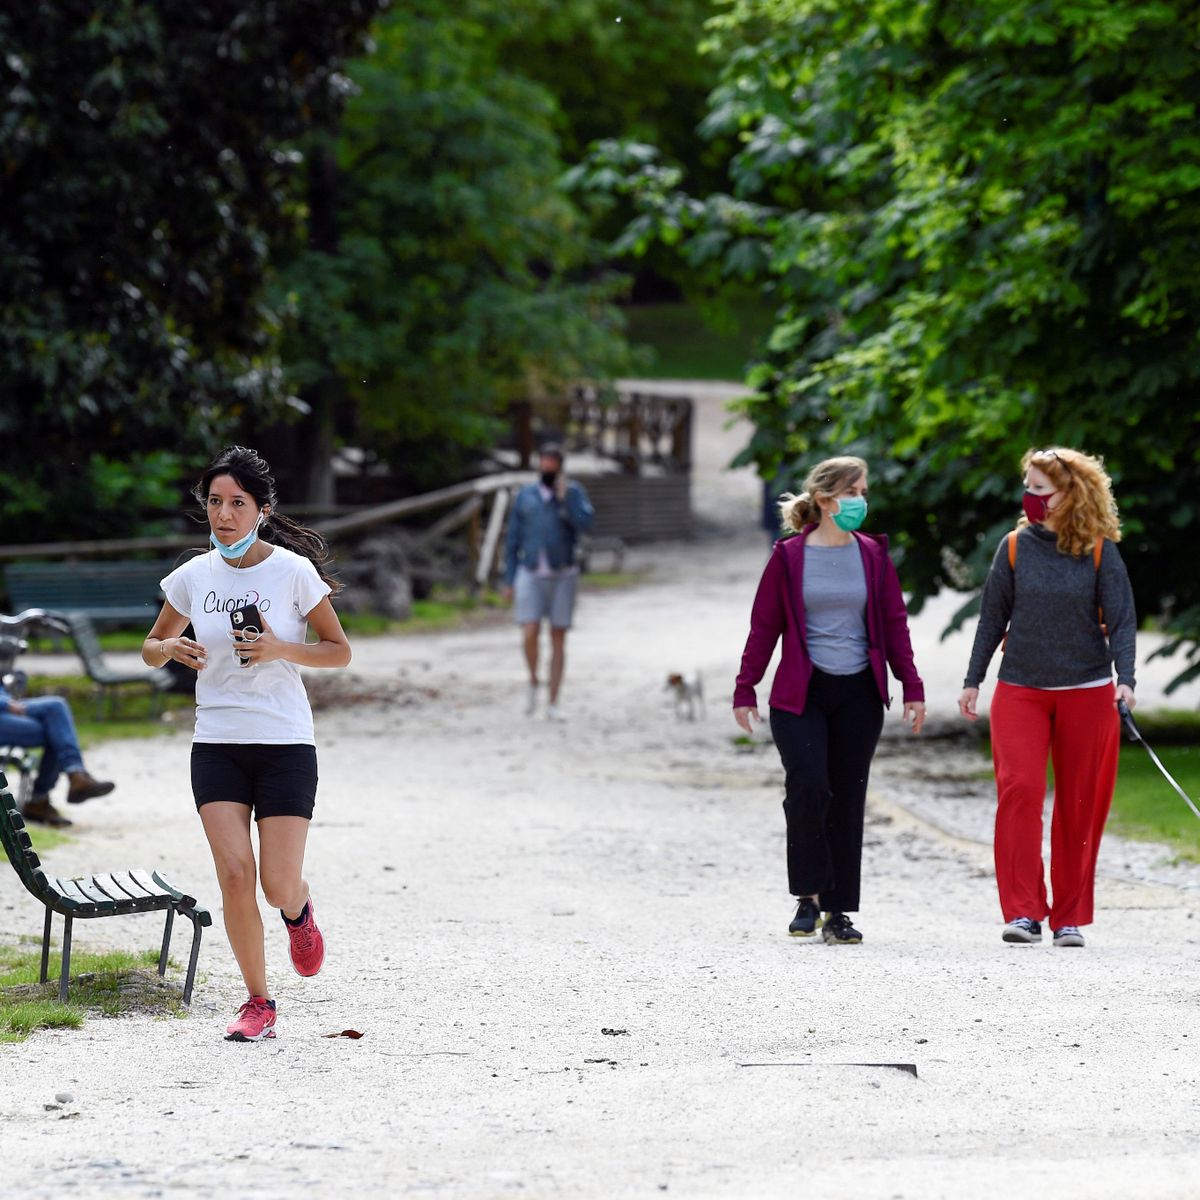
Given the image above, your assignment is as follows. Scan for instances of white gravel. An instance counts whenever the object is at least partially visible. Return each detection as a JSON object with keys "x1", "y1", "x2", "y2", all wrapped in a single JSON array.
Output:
[{"x1": 3, "y1": 389, "x2": 1200, "y2": 1197}]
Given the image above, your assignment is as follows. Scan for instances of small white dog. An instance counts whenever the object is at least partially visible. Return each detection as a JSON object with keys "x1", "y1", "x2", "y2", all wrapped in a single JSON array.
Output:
[{"x1": 665, "y1": 671, "x2": 705, "y2": 721}]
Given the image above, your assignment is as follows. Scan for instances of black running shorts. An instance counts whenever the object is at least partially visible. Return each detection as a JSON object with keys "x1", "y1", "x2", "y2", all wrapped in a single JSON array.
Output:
[{"x1": 190, "y1": 743, "x2": 318, "y2": 821}]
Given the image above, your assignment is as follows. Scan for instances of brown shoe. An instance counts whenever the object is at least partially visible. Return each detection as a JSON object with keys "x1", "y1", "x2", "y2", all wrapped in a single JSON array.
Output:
[
  {"x1": 22, "y1": 795, "x2": 73, "y2": 828},
  {"x1": 66, "y1": 771, "x2": 116, "y2": 805}
]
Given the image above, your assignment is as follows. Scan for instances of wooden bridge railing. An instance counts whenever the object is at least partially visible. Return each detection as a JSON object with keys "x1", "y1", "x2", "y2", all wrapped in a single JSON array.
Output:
[{"x1": 511, "y1": 387, "x2": 693, "y2": 474}]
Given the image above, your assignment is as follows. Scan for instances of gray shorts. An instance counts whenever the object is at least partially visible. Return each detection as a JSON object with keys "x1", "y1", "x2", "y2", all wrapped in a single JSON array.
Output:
[{"x1": 513, "y1": 567, "x2": 578, "y2": 629}]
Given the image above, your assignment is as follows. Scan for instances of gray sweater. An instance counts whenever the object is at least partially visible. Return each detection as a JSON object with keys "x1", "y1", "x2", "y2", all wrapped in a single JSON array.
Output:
[{"x1": 964, "y1": 525, "x2": 1136, "y2": 690}]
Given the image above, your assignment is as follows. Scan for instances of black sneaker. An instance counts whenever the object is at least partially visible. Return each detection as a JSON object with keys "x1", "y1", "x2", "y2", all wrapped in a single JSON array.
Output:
[
  {"x1": 1053, "y1": 925, "x2": 1085, "y2": 948},
  {"x1": 1002, "y1": 917, "x2": 1042, "y2": 944},
  {"x1": 821, "y1": 912, "x2": 862, "y2": 945},
  {"x1": 788, "y1": 897, "x2": 821, "y2": 938}
]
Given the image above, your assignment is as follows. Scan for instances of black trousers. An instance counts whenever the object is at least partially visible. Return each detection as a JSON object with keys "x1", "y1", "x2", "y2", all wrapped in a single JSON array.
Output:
[{"x1": 770, "y1": 668, "x2": 884, "y2": 912}]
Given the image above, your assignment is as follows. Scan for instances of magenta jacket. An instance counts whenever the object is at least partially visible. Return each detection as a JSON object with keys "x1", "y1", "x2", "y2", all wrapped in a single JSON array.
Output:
[{"x1": 733, "y1": 526, "x2": 925, "y2": 715}]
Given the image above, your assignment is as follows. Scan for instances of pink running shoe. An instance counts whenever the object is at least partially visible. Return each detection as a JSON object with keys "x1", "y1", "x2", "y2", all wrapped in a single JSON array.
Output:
[
  {"x1": 283, "y1": 897, "x2": 325, "y2": 977},
  {"x1": 225, "y1": 996, "x2": 277, "y2": 1042}
]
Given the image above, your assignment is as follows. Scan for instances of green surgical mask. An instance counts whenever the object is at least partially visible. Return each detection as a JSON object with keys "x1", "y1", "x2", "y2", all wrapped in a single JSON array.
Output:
[{"x1": 832, "y1": 495, "x2": 868, "y2": 532}]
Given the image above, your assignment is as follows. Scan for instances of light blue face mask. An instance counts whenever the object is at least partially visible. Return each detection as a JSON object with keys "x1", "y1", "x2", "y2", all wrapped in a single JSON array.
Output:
[
  {"x1": 211, "y1": 512, "x2": 263, "y2": 560},
  {"x1": 832, "y1": 495, "x2": 868, "y2": 532}
]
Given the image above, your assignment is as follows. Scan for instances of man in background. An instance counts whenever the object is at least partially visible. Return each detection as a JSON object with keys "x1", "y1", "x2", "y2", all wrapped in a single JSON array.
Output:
[{"x1": 503, "y1": 444, "x2": 594, "y2": 720}]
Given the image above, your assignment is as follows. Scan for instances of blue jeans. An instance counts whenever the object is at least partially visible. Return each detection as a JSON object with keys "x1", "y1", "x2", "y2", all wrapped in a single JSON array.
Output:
[{"x1": 0, "y1": 697, "x2": 85, "y2": 795}]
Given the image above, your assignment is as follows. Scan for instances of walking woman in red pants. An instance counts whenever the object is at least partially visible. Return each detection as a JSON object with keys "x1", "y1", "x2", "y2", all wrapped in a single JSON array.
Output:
[{"x1": 959, "y1": 448, "x2": 1136, "y2": 948}]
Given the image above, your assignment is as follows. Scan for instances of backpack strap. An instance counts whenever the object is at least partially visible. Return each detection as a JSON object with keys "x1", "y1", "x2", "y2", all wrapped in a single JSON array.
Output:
[{"x1": 1001, "y1": 532, "x2": 1018, "y2": 651}]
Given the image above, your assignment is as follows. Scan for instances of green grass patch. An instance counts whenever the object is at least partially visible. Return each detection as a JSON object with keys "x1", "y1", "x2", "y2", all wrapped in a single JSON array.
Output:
[
  {"x1": 0, "y1": 946, "x2": 184, "y2": 1042},
  {"x1": 22, "y1": 674, "x2": 192, "y2": 749},
  {"x1": 25, "y1": 629, "x2": 149, "y2": 655},
  {"x1": 1109, "y1": 743, "x2": 1200, "y2": 859},
  {"x1": 337, "y1": 588, "x2": 506, "y2": 638},
  {"x1": 623, "y1": 300, "x2": 774, "y2": 381}
]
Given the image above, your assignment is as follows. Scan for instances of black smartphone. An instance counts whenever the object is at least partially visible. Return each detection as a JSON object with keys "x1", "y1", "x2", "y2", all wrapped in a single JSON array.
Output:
[{"x1": 230, "y1": 603, "x2": 262, "y2": 667}]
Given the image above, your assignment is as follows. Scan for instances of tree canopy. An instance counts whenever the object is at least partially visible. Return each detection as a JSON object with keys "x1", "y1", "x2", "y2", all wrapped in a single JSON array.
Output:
[
  {"x1": 2, "y1": 1, "x2": 662, "y2": 530},
  {"x1": 275, "y1": 1, "x2": 633, "y2": 496},
  {"x1": 0, "y1": 0, "x2": 381, "y2": 539},
  {"x1": 571, "y1": 0, "x2": 1200, "y2": 686}
]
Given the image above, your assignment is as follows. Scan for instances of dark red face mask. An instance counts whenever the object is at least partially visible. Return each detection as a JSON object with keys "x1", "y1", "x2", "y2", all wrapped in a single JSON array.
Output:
[{"x1": 1022, "y1": 490, "x2": 1057, "y2": 523}]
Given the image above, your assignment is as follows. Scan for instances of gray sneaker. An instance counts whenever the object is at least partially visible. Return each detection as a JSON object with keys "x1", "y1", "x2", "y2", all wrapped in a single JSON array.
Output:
[
  {"x1": 1053, "y1": 925, "x2": 1085, "y2": 948},
  {"x1": 524, "y1": 682, "x2": 538, "y2": 716},
  {"x1": 1002, "y1": 917, "x2": 1042, "y2": 944}
]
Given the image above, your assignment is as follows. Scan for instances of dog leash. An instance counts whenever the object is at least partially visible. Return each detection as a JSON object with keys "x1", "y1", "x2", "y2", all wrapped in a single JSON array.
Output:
[{"x1": 1117, "y1": 699, "x2": 1200, "y2": 823}]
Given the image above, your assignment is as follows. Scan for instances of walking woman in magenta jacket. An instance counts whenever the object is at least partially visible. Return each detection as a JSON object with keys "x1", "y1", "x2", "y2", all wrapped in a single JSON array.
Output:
[{"x1": 733, "y1": 456, "x2": 926, "y2": 944}]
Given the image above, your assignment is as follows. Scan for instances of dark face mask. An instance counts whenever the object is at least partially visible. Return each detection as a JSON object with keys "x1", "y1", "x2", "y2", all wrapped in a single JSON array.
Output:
[
  {"x1": 1022, "y1": 490, "x2": 1057, "y2": 523},
  {"x1": 540, "y1": 470, "x2": 559, "y2": 488}
]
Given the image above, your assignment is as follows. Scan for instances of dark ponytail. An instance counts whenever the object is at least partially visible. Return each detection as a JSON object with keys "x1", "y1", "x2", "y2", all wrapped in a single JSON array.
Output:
[{"x1": 194, "y1": 445, "x2": 342, "y2": 594}]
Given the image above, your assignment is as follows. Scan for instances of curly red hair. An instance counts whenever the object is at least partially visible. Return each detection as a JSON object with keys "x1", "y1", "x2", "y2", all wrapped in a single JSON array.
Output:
[{"x1": 1020, "y1": 447, "x2": 1122, "y2": 556}]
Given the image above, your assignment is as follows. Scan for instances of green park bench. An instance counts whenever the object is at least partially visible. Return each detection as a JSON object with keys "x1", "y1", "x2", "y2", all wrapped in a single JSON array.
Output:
[
  {"x1": 3, "y1": 559, "x2": 175, "y2": 625},
  {"x1": 0, "y1": 777, "x2": 211, "y2": 1004},
  {"x1": 2, "y1": 561, "x2": 176, "y2": 716}
]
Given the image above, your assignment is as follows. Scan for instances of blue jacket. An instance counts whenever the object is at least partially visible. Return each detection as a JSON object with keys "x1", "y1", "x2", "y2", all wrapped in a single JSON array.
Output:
[{"x1": 504, "y1": 481, "x2": 594, "y2": 585}]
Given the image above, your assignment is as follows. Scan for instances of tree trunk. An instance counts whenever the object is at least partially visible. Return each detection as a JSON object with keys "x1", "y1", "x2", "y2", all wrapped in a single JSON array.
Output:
[{"x1": 302, "y1": 139, "x2": 340, "y2": 507}]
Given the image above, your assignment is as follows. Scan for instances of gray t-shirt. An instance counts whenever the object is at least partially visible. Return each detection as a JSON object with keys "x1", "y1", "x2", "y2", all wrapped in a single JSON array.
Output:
[{"x1": 803, "y1": 543, "x2": 869, "y2": 675}]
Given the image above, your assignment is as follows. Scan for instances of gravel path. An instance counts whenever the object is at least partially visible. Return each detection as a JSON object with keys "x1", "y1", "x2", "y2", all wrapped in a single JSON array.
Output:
[{"x1": 4, "y1": 388, "x2": 1200, "y2": 1197}]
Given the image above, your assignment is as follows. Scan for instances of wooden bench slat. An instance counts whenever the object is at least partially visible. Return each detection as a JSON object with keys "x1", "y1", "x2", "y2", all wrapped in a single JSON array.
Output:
[
  {"x1": 146, "y1": 869, "x2": 198, "y2": 910},
  {"x1": 91, "y1": 872, "x2": 160, "y2": 909},
  {"x1": 104, "y1": 870, "x2": 156, "y2": 902},
  {"x1": 129, "y1": 867, "x2": 176, "y2": 899},
  {"x1": 87, "y1": 874, "x2": 126, "y2": 903},
  {"x1": 65, "y1": 876, "x2": 118, "y2": 910},
  {"x1": 49, "y1": 877, "x2": 98, "y2": 913}
]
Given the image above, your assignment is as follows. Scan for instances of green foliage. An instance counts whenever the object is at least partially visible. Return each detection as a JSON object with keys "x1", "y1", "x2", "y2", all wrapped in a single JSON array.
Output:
[
  {"x1": 84, "y1": 451, "x2": 188, "y2": 537},
  {"x1": 276, "y1": 2, "x2": 634, "y2": 491},
  {"x1": 498, "y1": 0, "x2": 725, "y2": 185},
  {"x1": 0, "y1": 0, "x2": 381, "y2": 540},
  {"x1": 571, "y1": 0, "x2": 1200, "y2": 683},
  {"x1": 495, "y1": 1, "x2": 728, "y2": 296},
  {"x1": 624, "y1": 300, "x2": 774, "y2": 380}
]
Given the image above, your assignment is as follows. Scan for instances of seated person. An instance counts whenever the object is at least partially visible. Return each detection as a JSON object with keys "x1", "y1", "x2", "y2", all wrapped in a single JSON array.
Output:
[{"x1": 0, "y1": 682, "x2": 114, "y2": 827}]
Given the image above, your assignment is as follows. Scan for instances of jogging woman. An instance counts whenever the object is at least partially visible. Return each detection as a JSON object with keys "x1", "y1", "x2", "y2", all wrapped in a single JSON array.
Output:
[
  {"x1": 143, "y1": 446, "x2": 351, "y2": 1040},
  {"x1": 733, "y1": 456, "x2": 926, "y2": 944},
  {"x1": 960, "y1": 447, "x2": 1135, "y2": 949}
]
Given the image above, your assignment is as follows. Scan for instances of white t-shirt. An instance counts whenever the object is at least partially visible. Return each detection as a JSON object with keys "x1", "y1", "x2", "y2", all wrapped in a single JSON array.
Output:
[{"x1": 160, "y1": 546, "x2": 331, "y2": 745}]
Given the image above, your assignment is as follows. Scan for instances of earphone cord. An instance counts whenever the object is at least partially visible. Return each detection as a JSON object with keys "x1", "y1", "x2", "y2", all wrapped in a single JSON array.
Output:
[{"x1": 235, "y1": 513, "x2": 265, "y2": 570}]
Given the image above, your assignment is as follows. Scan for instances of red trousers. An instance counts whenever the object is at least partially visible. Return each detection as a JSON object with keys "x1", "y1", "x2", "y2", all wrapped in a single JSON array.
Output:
[{"x1": 991, "y1": 681, "x2": 1120, "y2": 928}]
